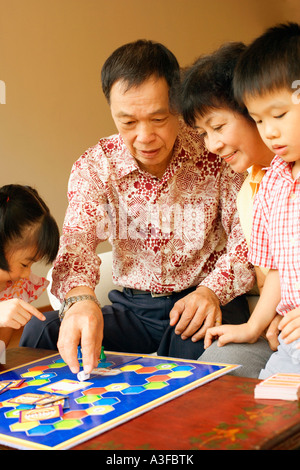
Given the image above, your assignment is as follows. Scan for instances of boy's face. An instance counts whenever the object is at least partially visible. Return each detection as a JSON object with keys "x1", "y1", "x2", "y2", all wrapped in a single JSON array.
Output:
[{"x1": 245, "y1": 88, "x2": 300, "y2": 168}]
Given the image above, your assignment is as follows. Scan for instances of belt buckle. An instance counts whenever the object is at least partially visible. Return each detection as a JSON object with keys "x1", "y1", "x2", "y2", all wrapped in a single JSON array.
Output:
[{"x1": 151, "y1": 292, "x2": 170, "y2": 298}]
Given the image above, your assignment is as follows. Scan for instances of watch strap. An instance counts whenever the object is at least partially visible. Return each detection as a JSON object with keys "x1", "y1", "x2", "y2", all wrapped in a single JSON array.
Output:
[{"x1": 58, "y1": 294, "x2": 101, "y2": 321}]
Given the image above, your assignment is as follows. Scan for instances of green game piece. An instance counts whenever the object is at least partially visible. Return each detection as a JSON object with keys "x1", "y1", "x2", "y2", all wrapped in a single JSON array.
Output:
[{"x1": 100, "y1": 347, "x2": 106, "y2": 362}]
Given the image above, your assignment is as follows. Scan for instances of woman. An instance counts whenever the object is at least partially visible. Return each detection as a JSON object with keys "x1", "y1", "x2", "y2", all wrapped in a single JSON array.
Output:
[{"x1": 179, "y1": 42, "x2": 279, "y2": 377}]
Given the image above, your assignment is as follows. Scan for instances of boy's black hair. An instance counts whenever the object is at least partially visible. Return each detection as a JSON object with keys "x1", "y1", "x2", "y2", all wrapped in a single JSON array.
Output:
[
  {"x1": 234, "y1": 22, "x2": 300, "y2": 104},
  {"x1": 101, "y1": 39, "x2": 180, "y2": 111},
  {"x1": 180, "y1": 42, "x2": 250, "y2": 128},
  {"x1": 0, "y1": 184, "x2": 60, "y2": 271}
]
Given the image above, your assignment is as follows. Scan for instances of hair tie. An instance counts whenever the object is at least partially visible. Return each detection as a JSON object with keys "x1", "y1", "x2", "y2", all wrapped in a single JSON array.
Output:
[{"x1": 6, "y1": 197, "x2": 9, "y2": 203}]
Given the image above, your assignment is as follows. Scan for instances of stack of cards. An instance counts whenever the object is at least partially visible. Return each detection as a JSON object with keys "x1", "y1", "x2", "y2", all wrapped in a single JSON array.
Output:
[
  {"x1": 0, "y1": 382, "x2": 70, "y2": 424},
  {"x1": 0, "y1": 379, "x2": 25, "y2": 394},
  {"x1": 254, "y1": 373, "x2": 300, "y2": 400}
]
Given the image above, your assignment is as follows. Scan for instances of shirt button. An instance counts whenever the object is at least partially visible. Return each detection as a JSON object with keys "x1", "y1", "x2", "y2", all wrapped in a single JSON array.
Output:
[
  {"x1": 290, "y1": 193, "x2": 297, "y2": 200},
  {"x1": 295, "y1": 282, "x2": 300, "y2": 290}
]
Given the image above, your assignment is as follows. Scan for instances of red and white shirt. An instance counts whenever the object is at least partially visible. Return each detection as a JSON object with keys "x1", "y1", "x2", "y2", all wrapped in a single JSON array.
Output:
[
  {"x1": 52, "y1": 122, "x2": 255, "y2": 305},
  {"x1": 0, "y1": 273, "x2": 48, "y2": 303},
  {"x1": 249, "y1": 155, "x2": 300, "y2": 315}
]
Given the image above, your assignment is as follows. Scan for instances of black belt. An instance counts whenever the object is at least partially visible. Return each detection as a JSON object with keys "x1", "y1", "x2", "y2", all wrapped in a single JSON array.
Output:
[{"x1": 124, "y1": 288, "x2": 173, "y2": 298}]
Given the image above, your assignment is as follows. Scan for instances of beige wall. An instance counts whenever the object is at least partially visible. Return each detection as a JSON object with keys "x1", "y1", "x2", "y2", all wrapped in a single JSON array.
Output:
[{"x1": 1, "y1": 0, "x2": 300, "y2": 306}]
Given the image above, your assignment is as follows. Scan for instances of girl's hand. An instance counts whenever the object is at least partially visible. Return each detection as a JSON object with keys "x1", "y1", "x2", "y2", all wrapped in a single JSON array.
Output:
[{"x1": 0, "y1": 299, "x2": 45, "y2": 329}]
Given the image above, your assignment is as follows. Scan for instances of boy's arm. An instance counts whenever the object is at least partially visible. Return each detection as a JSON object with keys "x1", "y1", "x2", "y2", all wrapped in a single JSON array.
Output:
[{"x1": 204, "y1": 269, "x2": 281, "y2": 348}]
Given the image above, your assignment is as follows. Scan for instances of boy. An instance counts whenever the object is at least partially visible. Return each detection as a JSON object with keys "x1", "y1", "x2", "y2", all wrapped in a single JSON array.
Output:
[{"x1": 204, "y1": 23, "x2": 300, "y2": 378}]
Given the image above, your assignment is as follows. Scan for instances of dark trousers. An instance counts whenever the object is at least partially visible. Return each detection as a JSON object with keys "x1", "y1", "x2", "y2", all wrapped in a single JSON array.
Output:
[{"x1": 20, "y1": 288, "x2": 250, "y2": 360}]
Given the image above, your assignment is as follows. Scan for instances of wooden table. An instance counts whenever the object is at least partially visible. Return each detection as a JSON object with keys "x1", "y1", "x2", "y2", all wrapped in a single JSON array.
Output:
[{"x1": 1, "y1": 347, "x2": 300, "y2": 451}]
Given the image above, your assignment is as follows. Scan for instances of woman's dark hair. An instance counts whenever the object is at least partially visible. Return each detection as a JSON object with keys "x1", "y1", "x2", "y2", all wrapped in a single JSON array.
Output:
[
  {"x1": 234, "y1": 22, "x2": 300, "y2": 104},
  {"x1": 0, "y1": 184, "x2": 59, "y2": 271},
  {"x1": 101, "y1": 39, "x2": 180, "y2": 111},
  {"x1": 180, "y1": 42, "x2": 251, "y2": 127}
]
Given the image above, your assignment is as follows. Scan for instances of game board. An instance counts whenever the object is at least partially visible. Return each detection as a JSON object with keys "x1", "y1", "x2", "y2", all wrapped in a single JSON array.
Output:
[{"x1": 0, "y1": 351, "x2": 239, "y2": 450}]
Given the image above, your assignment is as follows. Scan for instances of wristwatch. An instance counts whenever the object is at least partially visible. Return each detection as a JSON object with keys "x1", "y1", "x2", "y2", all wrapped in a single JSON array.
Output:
[{"x1": 58, "y1": 294, "x2": 101, "y2": 321}]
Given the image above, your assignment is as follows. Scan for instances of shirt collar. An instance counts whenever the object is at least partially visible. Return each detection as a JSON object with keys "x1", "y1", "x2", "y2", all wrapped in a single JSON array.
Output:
[
  {"x1": 248, "y1": 164, "x2": 266, "y2": 197},
  {"x1": 111, "y1": 137, "x2": 139, "y2": 179},
  {"x1": 269, "y1": 154, "x2": 296, "y2": 180}
]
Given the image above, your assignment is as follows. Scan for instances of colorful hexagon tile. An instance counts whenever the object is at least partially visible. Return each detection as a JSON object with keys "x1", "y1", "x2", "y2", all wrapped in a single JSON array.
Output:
[
  {"x1": 21, "y1": 370, "x2": 45, "y2": 379},
  {"x1": 172, "y1": 365, "x2": 194, "y2": 372},
  {"x1": 143, "y1": 382, "x2": 168, "y2": 390},
  {"x1": 86, "y1": 405, "x2": 114, "y2": 416},
  {"x1": 35, "y1": 372, "x2": 57, "y2": 380},
  {"x1": 105, "y1": 383, "x2": 129, "y2": 392},
  {"x1": 155, "y1": 363, "x2": 177, "y2": 370},
  {"x1": 47, "y1": 362, "x2": 67, "y2": 369},
  {"x1": 121, "y1": 386, "x2": 146, "y2": 394},
  {"x1": 95, "y1": 397, "x2": 119, "y2": 406},
  {"x1": 120, "y1": 364, "x2": 143, "y2": 372},
  {"x1": 5, "y1": 408, "x2": 22, "y2": 419},
  {"x1": 136, "y1": 367, "x2": 158, "y2": 374},
  {"x1": 82, "y1": 387, "x2": 107, "y2": 396},
  {"x1": 76, "y1": 395, "x2": 100, "y2": 405},
  {"x1": 26, "y1": 379, "x2": 50, "y2": 387},
  {"x1": 62, "y1": 409, "x2": 88, "y2": 420},
  {"x1": 10, "y1": 420, "x2": 39, "y2": 433},
  {"x1": 53, "y1": 419, "x2": 82, "y2": 430},
  {"x1": 27, "y1": 424, "x2": 55, "y2": 436},
  {"x1": 146, "y1": 374, "x2": 171, "y2": 383},
  {"x1": 27, "y1": 365, "x2": 49, "y2": 372},
  {"x1": 168, "y1": 371, "x2": 193, "y2": 379}
]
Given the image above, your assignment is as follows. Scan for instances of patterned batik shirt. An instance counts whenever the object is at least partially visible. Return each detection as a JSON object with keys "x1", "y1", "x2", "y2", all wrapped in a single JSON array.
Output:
[
  {"x1": 249, "y1": 155, "x2": 300, "y2": 315},
  {"x1": 52, "y1": 122, "x2": 255, "y2": 305}
]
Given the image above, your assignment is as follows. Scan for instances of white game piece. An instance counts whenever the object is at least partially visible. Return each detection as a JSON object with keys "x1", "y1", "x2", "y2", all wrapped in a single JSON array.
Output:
[{"x1": 77, "y1": 370, "x2": 90, "y2": 382}]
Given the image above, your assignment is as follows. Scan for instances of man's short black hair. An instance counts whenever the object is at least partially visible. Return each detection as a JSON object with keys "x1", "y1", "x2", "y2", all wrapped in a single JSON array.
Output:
[{"x1": 101, "y1": 39, "x2": 180, "y2": 111}]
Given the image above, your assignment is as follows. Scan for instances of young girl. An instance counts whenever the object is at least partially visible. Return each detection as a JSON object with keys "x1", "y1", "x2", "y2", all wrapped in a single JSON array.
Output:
[{"x1": 0, "y1": 184, "x2": 59, "y2": 346}]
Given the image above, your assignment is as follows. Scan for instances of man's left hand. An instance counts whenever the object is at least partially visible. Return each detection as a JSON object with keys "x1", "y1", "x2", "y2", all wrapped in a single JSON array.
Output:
[{"x1": 169, "y1": 286, "x2": 222, "y2": 342}]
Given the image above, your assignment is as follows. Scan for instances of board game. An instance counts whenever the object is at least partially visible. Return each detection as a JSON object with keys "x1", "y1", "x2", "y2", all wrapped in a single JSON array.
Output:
[{"x1": 0, "y1": 351, "x2": 239, "y2": 450}]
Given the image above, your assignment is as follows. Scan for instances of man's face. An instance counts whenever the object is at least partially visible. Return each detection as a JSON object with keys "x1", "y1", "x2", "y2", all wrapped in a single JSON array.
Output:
[{"x1": 110, "y1": 75, "x2": 179, "y2": 178}]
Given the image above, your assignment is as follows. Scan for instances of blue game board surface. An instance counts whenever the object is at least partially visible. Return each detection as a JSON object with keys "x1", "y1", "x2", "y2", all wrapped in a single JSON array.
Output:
[{"x1": 0, "y1": 351, "x2": 239, "y2": 450}]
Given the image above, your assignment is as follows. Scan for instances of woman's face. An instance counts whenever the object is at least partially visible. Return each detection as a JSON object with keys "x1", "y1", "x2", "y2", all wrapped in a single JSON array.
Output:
[{"x1": 194, "y1": 108, "x2": 272, "y2": 173}]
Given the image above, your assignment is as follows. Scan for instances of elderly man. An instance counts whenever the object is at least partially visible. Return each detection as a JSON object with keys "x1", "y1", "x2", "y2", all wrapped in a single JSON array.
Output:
[{"x1": 21, "y1": 40, "x2": 254, "y2": 373}]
